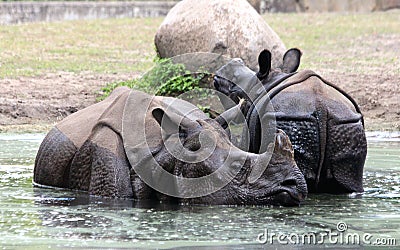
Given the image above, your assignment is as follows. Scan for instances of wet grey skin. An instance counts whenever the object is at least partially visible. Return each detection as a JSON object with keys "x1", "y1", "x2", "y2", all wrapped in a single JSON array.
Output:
[
  {"x1": 34, "y1": 88, "x2": 307, "y2": 206},
  {"x1": 214, "y1": 48, "x2": 367, "y2": 194}
]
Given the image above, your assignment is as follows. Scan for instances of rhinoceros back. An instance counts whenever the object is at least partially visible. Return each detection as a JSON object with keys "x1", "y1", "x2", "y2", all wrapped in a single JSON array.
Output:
[{"x1": 261, "y1": 70, "x2": 367, "y2": 193}]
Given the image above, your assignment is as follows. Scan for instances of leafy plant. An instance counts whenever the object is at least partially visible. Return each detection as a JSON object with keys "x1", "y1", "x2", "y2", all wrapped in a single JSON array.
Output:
[
  {"x1": 98, "y1": 57, "x2": 208, "y2": 100},
  {"x1": 156, "y1": 72, "x2": 208, "y2": 96}
]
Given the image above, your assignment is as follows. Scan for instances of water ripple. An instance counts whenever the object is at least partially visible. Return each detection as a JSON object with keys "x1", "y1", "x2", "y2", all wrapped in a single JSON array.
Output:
[{"x1": 0, "y1": 134, "x2": 399, "y2": 248}]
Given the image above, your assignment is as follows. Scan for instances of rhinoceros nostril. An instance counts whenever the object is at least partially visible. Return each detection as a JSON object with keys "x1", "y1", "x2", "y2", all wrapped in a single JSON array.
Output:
[{"x1": 280, "y1": 179, "x2": 297, "y2": 187}]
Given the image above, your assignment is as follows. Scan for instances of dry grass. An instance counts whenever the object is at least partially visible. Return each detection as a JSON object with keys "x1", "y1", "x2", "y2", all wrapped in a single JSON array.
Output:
[
  {"x1": 0, "y1": 18, "x2": 163, "y2": 78},
  {"x1": 266, "y1": 11, "x2": 400, "y2": 76},
  {"x1": 1, "y1": 12, "x2": 398, "y2": 78}
]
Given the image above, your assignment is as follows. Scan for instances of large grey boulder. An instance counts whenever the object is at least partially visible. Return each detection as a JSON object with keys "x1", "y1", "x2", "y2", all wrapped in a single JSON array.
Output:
[{"x1": 154, "y1": 0, "x2": 286, "y2": 71}]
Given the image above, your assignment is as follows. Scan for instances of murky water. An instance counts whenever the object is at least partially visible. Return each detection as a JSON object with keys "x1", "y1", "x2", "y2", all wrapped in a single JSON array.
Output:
[{"x1": 0, "y1": 133, "x2": 399, "y2": 249}]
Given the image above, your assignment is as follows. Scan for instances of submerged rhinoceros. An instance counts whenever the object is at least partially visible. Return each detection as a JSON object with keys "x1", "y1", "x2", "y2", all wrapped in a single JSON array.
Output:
[
  {"x1": 34, "y1": 87, "x2": 307, "y2": 206},
  {"x1": 213, "y1": 49, "x2": 367, "y2": 194}
]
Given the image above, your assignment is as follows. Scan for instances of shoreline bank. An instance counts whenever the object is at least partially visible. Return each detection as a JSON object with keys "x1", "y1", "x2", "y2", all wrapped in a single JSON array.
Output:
[{"x1": 1, "y1": 120, "x2": 399, "y2": 134}]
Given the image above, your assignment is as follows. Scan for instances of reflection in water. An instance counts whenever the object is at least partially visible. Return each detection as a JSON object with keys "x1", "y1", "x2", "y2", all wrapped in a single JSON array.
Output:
[{"x1": 0, "y1": 133, "x2": 399, "y2": 248}]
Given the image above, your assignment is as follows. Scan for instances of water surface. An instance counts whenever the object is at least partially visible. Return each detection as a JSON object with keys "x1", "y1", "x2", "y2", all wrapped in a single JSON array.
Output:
[{"x1": 0, "y1": 133, "x2": 399, "y2": 249}]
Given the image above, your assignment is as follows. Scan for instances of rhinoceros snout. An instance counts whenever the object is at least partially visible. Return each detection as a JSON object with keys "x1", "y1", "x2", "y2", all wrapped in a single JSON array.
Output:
[
  {"x1": 266, "y1": 130, "x2": 308, "y2": 206},
  {"x1": 278, "y1": 174, "x2": 308, "y2": 205},
  {"x1": 244, "y1": 129, "x2": 308, "y2": 206},
  {"x1": 265, "y1": 174, "x2": 307, "y2": 206}
]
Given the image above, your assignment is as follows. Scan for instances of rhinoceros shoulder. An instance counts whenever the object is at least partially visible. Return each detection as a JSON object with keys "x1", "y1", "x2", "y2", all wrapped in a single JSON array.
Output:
[
  {"x1": 268, "y1": 70, "x2": 362, "y2": 122},
  {"x1": 56, "y1": 87, "x2": 131, "y2": 148}
]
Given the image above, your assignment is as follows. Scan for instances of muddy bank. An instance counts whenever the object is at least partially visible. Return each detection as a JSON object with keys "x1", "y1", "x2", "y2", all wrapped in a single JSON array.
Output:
[
  {"x1": 0, "y1": 69, "x2": 398, "y2": 133},
  {"x1": 0, "y1": 71, "x2": 138, "y2": 132}
]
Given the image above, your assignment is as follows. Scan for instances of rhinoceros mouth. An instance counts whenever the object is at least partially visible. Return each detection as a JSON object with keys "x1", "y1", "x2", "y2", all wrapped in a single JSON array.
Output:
[
  {"x1": 250, "y1": 186, "x2": 305, "y2": 206},
  {"x1": 269, "y1": 190, "x2": 303, "y2": 206}
]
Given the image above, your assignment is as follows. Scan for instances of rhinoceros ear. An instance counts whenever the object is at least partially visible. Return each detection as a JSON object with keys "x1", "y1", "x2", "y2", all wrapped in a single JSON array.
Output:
[
  {"x1": 257, "y1": 49, "x2": 271, "y2": 80},
  {"x1": 152, "y1": 108, "x2": 198, "y2": 135},
  {"x1": 282, "y1": 48, "x2": 302, "y2": 73}
]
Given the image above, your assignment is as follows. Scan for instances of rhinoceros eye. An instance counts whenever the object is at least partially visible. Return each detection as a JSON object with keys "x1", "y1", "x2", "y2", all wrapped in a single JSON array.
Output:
[
  {"x1": 188, "y1": 142, "x2": 201, "y2": 152},
  {"x1": 184, "y1": 133, "x2": 201, "y2": 152}
]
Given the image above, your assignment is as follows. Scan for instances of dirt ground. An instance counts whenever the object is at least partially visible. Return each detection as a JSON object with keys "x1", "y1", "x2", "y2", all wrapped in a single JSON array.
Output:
[
  {"x1": 323, "y1": 72, "x2": 399, "y2": 131},
  {"x1": 0, "y1": 67, "x2": 398, "y2": 133},
  {"x1": 0, "y1": 72, "x2": 139, "y2": 132}
]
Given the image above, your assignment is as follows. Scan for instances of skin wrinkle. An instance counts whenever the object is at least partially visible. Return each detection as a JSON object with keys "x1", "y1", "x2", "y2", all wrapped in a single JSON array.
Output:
[
  {"x1": 214, "y1": 48, "x2": 366, "y2": 194},
  {"x1": 34, "y1": 88, "x2": 307, "y2": 205},
  {"x1": 164, "y1": 127, "x2": 301, "y2": 205}
]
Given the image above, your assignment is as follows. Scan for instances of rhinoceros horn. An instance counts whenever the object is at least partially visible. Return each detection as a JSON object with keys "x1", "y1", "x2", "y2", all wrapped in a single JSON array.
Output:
[{"x1": 215, "y1": 98, "x2": 246, "y2": 129}]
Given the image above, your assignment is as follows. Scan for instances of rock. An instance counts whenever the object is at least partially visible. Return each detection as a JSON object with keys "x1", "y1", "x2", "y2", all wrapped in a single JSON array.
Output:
[
  {"x1": 247, "y1": 0, "x2": 261, "y2": 12},
  {"x1": 154, "y1": 0, "x2": 286, "y2": 71}
]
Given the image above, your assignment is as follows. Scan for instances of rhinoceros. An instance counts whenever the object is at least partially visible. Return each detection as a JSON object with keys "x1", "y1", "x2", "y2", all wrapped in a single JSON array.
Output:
[
  {"x1": 213, "y1": 49, "x2": 367, "y2": 194},
  {"x1": 34, "y1": 87, "x2": 307, "y2": 206}
]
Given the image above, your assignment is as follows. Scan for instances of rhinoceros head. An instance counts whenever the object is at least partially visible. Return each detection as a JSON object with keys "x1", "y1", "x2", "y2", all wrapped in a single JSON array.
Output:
[
  {"x1": 142, "y1": 102, "x2": 307, "y2": 206},
  {"x1": 257, "y1": 48, "x2": 302, "y2": 81},
  {"x1": 213, "y1": 48, "x2": 302, "y2": 108}
]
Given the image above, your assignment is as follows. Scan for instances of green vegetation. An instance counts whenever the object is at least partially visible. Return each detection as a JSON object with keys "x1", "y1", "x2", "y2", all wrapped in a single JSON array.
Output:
[
  {"x1": 98, "y1": 57, "x2": 206, "y2": 100},
  {"x1": 156, "y1": 72, "x2": 207, "y2": 97}
]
